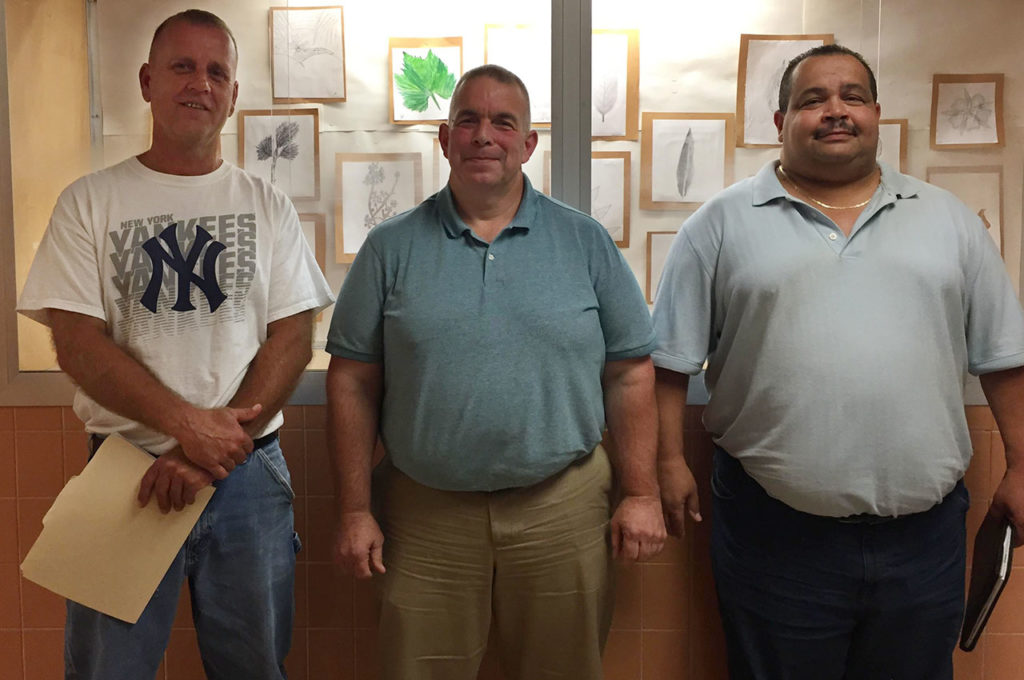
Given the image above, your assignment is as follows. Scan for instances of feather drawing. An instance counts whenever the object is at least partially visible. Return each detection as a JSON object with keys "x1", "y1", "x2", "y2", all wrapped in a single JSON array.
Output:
[
  {"x1": 676, "y1": 128, "x2": 694, "y2": 199},
  {"x1": 594, "y1": 75, "x2": 618, "y2": 122}
]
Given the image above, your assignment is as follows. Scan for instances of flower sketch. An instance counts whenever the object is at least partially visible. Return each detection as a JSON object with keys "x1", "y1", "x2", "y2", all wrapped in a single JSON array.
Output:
[
  {"x1": 255, "y1": 121, "x2": 300, "y2": 185},
  {"x1": 363, "y1": 163, "x2": 400, "y2": 230},
  {"x1": 943, "y1": 88, "x2": 993, "y2": 133}
]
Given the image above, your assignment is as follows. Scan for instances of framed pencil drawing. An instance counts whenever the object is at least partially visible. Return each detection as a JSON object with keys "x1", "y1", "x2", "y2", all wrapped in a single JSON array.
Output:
[
  {"x1": 335, "y1": 153, "x2": 423, "y2": 263},
  {"x1": 297, "y1": 212, "x2": 327, "y2": 320},
  {"x1": 926, "y1": 165, "x2": 1003, "y2": 256},
  {"x1": 736, "y1": 33, "x2": 834, "y2": 147},
  {"x1": 484, "y1": 24, "x2": 551, "y2": 127},
  {"x1": 592, "y1": 29, "x2": 640, "y2": 141},
  {"x1": 270, "y1": 6, "x2": 346, "y2": 103},
  {"x1": 877, "y1": 119, "x2": 908, "y2": 173},
  {"x1": 237, "y1": 108, "x2": 320, "y2": 201},
  {"x1": 591, "y1": 151, "x2": 631, "y2": 247},
  {"x1": 930, "y1": 74, "x2": 1004, "y2": 149},
  {"x1": 646, "y1": 231, "x2": 677, "y2": 304},
  {"x1": 389, "y1": 37, "x2": 463, "y2": 125},
  {"x1": 641, "y1": 112, "x2": 735, "y2": 210}
]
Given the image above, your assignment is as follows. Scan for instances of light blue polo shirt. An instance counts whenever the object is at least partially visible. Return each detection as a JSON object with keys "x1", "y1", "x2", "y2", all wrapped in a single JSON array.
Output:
[
  {"x1": 328, "y1": 177, "x2": 655, "y2": 491},
  {"x1": 652, "y1": 161, "x2": 1024, "y2": 517}
]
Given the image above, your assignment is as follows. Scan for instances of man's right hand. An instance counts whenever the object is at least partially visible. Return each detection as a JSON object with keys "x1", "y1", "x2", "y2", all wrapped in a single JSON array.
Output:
[
  {"x1": 333, "y1": 511, "x2": 386, "y2": 579},
  {"x1": 138, "y1": 446, "x2": 214, "y2": 513},
  {"x1": 175, "y1": 404, "x2": 263, "y2": 479},
  {"x1": 659, "y1": 453, "x2": 702, "y2": 538}
]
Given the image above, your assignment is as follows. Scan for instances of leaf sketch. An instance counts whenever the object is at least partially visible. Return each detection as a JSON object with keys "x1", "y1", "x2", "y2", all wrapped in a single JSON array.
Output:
[
  {"x1": 394, "y1": 50, "x2": 456, "y2": 112},
  {"x1": 676, "y1": 128, "x2": 694, "y2": 199},
  {"x1": 363, "y1": 163, "x2": 400, "y2": 230},
  {"x1": 943, "y1": 88, "x2": 993, "y2": 133},
  {"x1": 591, "y1": 185, "x2": 612, "y2": 222},
  {"x1": 594, "y1": 75, "x2": 618, "y2": 122},
  {"x1": 256, "y1": 121, "x2": 300, "y2": 184}
]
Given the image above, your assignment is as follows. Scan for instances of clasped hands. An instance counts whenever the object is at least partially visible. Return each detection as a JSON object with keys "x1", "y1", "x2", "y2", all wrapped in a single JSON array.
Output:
[{"x1": 138, "y1": 404, "x2": 262, "y2": 513}]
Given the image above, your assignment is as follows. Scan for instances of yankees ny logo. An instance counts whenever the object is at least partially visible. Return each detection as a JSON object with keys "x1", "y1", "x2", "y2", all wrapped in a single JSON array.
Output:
[{"x1": 140, "y1": 222, "x2": 227, "y2": 313}]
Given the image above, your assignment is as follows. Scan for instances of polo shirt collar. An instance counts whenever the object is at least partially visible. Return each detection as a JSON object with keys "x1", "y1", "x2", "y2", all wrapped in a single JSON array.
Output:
[
  {"x1": 438, "y1": 175, "x2": 539, "y2": 239},
  {"x1": 752, "y1": 159, "x2": 919, "y2": 208}
]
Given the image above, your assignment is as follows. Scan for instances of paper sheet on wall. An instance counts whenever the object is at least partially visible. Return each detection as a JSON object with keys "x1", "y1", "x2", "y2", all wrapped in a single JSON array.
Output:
[{"x1": 20, "y1": 434, "x2": 214, "y2": 623}]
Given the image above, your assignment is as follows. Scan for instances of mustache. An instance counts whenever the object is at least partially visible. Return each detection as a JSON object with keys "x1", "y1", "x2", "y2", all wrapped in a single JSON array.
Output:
[{"x1": 814, "y1": 121, "x2": 857, "y2": 138}]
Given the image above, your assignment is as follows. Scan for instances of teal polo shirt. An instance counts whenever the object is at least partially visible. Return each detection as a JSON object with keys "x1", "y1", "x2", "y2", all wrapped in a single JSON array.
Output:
[{"x1": 327, "y1": 177, "x2": 656, "y2": 491}]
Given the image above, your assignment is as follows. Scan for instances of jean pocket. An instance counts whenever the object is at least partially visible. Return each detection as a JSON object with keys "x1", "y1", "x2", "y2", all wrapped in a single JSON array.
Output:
[
  {"x1": 711, "y1": 455, "x2": 737, "y2": 501},
  {"x1": 255, "y1": 446, "x2": 296, "y2": 500}
]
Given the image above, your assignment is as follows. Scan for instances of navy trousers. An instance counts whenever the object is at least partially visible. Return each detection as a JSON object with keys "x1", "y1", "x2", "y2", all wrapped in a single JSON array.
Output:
[{"x1": 710, "y1": 448, "x2": 967, "y2": 680}]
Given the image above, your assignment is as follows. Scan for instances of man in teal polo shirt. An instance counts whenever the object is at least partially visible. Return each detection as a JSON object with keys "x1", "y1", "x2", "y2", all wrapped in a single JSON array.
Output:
[{"x1": 325, "y1": 64, "x2": 665, "y2": 680}]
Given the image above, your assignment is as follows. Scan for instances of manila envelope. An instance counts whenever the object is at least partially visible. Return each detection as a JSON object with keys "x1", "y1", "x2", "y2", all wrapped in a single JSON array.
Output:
[{"x1": 20, "y1": 434, "x2": 214, "y2": 623}]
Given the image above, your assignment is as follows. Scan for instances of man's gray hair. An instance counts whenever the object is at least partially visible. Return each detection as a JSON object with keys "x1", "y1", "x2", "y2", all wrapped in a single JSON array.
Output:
[
  {"x1": 448, "y1": 64, "x2": 532, "y2": 129},
  {"x1": 149, "y1": 9, "x2": 238, "y2": 62}
]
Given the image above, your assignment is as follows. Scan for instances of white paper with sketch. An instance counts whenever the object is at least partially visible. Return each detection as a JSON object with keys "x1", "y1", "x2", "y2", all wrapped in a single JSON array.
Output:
[{"x1": 20, "y1": 435, "x2": 214, "y2": 623}]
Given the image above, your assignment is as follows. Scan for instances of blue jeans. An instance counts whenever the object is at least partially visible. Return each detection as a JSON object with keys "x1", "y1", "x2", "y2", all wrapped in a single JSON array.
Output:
[
  {"x1": 710, "y1": 447, "x2": 967, "y2": 680},
  {"x1": 65, "y1": 438, "x2": 298, "y2": 680}
]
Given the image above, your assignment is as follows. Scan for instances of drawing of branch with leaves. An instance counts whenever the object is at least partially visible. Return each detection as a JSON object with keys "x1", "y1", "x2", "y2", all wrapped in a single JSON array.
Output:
[
  {"x1": 594, "y1": 75, "x2": 618, "y2": 122},
  {"x1": 363, "y1": 163, "x2": 400, "y2": 230},
  {"x1": 256, "y1": 121, "x2": 300, "y2": 184},
  {"x1": 394, "y1": 50, "x2": 456, "y2": 112}
]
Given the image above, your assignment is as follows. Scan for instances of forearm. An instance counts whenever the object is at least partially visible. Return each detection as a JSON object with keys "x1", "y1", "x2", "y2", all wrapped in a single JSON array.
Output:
[
  {"x1": 228, "y1": 311, "x2": 314, "y2": 436},
  {"x1": 980, "y1": 365, "x2": 1024, "y2": 469},
  {"x1": 49, "y1": 308, "x2": 198, "y2": 439},
  {"x1": 655, "y1": 367, "x2": 689, "y2": 468},
  {"x1": 603, "y1": 356, "x2": 659, "y2": 497},
  {"x1": 326, "y1": 356, "x2": 383, "y2": 513}
]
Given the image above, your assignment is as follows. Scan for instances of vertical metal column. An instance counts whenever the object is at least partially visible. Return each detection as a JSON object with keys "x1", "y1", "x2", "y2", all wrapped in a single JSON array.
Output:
[{"x1": 551, "y1": 0, "x2": 591, "y2": 212}]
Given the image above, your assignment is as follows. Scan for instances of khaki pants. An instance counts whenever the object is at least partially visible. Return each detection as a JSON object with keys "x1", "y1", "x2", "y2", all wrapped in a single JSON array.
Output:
[{"x1": 374, "y1": 446, "x2": 614, "y2": 680}]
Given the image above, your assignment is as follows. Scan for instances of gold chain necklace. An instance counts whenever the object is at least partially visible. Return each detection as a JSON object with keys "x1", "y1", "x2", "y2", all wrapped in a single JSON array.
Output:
[{"x1": 776, "y1": 165, "x2": 875, "y2": 210}]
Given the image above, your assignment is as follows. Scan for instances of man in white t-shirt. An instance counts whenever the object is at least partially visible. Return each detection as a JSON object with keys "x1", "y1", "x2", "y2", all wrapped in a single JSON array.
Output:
[{"x1": 17, "y1": 10, "x2": 333, "y2": 679}]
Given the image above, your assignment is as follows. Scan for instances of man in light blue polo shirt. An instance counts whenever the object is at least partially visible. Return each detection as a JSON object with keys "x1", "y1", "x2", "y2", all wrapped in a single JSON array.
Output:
[
  {"x1": 654, "y1": 44, "x2": 1024, "y2": 680},
  {"x1": 325, "y1": 64, "x2": 665, "y2": 680}
]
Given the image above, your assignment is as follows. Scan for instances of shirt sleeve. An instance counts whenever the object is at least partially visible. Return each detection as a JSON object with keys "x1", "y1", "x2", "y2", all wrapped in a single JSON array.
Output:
[
  {"x1": 651, "y1": 212, "x2": 717, "y2": 376},
  {"x1": 17, "y1": 180, "x2": 107, "y2": 326},
  {"x1": 961, "y1": 202, "x2": 1024, "y2": 374},
  {"x1": 587, "y1": 221, "x2": 656, "y2": 361},
  {"x1": 266, "y1": 192, "x2": 335, "y2": 323},
  {"x1": 325, "y1": 236, "x2": 387, "y2": 363}
]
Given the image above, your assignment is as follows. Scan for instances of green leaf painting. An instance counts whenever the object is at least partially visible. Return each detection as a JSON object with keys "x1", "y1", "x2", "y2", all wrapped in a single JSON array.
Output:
[{"x1": 394, "y1": 49, "x2": 456, "y2": 112}]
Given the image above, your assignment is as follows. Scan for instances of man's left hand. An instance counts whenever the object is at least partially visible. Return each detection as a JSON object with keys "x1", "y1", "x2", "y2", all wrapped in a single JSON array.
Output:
[
  {"x1": 991, "y1": 466, "x2": 1024, "y2": 546},
  {"x1": 610, "y1": 494, "x2": 667, "y2": 562},
  {"x1": 138, "y1": 446, "x2": 215, "y2": 513}
]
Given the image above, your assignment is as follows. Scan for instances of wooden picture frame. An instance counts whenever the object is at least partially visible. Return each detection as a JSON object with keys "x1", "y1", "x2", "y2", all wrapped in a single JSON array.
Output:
[
  {"x1": 736, "y1": 33, "x2": 834, "y2": 147},
  {"x1": 484, "y1": 24, "x2": 551, "y2": 127},
  {"x1": 641, "y1": 112, "x2": 735, "y2": 211},
  {"x1": 297, "y1": 212, "x2": 327, "y2": 320},
  {"x1": 646, "y1": 231, "x2": 677, "y2": 304},
  {"x1": 237, "y1": 108, "x2": 320, "y2": 201},
  {"x1": 592, "y1": 29, "x2": 640, "y2": 141},
  {"x1": 591, "y1": 151, "x2": 631, "y2": 247},
  {"x1": 389, "y1": 37, "x2": 463, "y2": 125},
  {"x1": 877, "y1": 119, "x2": 908, "y2": 173},
  {"x1": 270, "y1": 6, "x2": 346, "y2": 103},
  {"x1": 926, "y1": 165, "x2": 1004, "y2": 256},
  {"x1": 930, "y1": 74, "x2": 1004, "y2": 149},
  {"x1": 334, "y1": 152, "x2": 423, "y2": 263}
]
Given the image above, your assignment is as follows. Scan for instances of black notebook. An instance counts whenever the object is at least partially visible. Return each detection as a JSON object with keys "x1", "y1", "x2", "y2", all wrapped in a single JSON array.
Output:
[{"x1": 960, "y1": 513, "x2": 1014, "y2": 651}]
